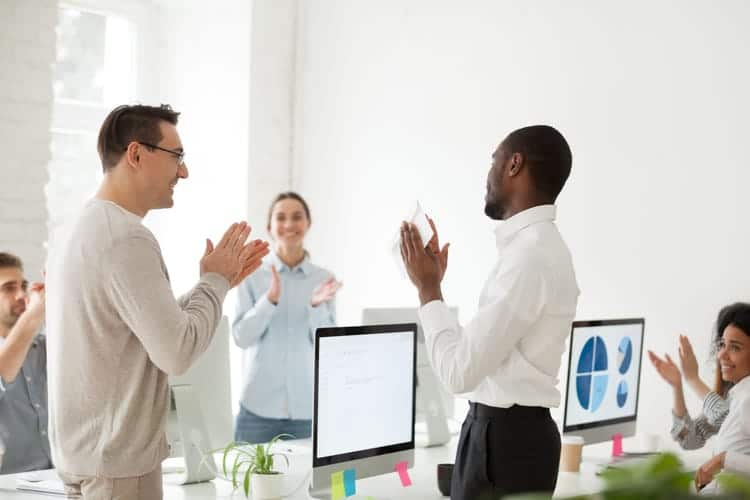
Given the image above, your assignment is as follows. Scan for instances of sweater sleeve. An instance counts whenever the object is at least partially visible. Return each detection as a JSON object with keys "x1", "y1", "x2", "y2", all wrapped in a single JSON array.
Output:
[{"x1": 105, "y1": 235, "x2": 230, "y2": 376}]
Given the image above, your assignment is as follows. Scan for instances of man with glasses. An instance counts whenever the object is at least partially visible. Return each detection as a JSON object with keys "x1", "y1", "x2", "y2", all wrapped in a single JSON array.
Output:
[
  {"x1": 46, "y1": 104, "x2": 270, "y2": 499},
  {"x1": 0, "y1": 252, "x2": 52, "y2": 474}
]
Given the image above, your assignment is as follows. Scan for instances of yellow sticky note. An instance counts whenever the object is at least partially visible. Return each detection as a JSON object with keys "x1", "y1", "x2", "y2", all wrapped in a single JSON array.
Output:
[{"x1": 331, "y1": 471, "x2": 345, "y2": 500}]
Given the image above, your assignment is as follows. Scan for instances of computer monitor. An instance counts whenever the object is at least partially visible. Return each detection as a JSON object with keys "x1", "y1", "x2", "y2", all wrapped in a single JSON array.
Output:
[
  {"x1": 167, "y1": 317, "x2": 233, "y2": 468},
  {"x1": 310, "y1": 323, "x2": 417, "y2": 497},
  {"x1": 361, "y1": 307, "x2": 457, "y2": 446},
  {"x1": 562, "y1": 318, "x2": 645, "y2": 445}
]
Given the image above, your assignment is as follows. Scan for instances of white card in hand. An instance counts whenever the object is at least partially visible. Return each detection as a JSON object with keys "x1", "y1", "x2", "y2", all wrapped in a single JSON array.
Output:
[{"x1": 391, "y1": 201, "x2": 434, "y2": 278}]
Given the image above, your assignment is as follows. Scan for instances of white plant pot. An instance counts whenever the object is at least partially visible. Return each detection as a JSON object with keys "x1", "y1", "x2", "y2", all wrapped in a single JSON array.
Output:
[{"x1": 251, "y1": 472, "x2": 284, "y2": 499}]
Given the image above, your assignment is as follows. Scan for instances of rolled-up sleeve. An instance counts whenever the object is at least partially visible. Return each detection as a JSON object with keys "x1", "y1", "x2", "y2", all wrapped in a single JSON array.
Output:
[
  {"x1": 671, "y1": 411, "x2": 718, "y2": 450},
  {"x1": 702, "y1": 391, "x2": 730, "y2": 427}
]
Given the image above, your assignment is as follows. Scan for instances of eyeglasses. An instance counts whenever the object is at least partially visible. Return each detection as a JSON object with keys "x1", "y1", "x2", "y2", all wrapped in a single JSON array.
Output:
[{"x1": 138, "y1": 142, "x2": 185, "y2": 166}]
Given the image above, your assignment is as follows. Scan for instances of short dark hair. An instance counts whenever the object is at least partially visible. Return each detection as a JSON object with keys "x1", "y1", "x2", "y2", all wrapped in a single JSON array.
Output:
[
  {"x1": 0, "y1": 252, "x2": 23, "y2": 271},
  {"x1": 267, "y1": 192, "x2": 312, "y2": 229},
  {"x1": 712, "y1": 302, "x2": 750, "y2": 395},
  {"x1": 97, "y1": 104, "x2": 180, "y2": 172},
  {"x1": 503, "y1": 125, "x2": 572, "y2": 201}
]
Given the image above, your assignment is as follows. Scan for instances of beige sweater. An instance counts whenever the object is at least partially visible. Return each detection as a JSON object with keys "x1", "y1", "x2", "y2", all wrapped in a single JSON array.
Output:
[{"x1": 46, "y1": 199, "x2": 229, "y2": 478}]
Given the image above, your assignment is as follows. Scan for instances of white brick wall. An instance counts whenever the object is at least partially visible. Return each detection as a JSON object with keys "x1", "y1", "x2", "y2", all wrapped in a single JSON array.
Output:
[{"x1": 0, "y1": 0, "x2": 57, "y2": 279}]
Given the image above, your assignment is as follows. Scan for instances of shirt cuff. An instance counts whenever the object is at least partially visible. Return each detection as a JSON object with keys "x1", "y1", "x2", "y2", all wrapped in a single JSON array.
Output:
[
  {"x1": 308, "y1": 302, "x2": 327, "y2": 322},
  {"x1": 724, "y1": 451, "x2": 750, "y2": 475},
  {"x1": 418, "y1": 300, "x2": 454, "y2": 339},
  {"x1": 201, "y1": 272, "x2": 231, "y2": 299},
  {"x1": 253, "y1": 293, "x2": 278, "y2": 316},
  {"x1": 670, "y1": 411, "x2": 690, "y2": 439}
]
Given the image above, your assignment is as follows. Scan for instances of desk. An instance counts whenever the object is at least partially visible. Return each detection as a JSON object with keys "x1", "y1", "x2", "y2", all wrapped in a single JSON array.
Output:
[{"x1": 0, "y1": 436, "x2": 713, "y2": 499}]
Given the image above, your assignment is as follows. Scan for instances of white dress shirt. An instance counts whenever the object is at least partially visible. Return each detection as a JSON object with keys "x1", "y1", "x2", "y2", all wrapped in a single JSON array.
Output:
[
  {"x1": 716, "y1": 375, "x2": 750, "y2": 476},
  {"x1": 419, "y1": 204, "x2": 579, "y2": 408}
]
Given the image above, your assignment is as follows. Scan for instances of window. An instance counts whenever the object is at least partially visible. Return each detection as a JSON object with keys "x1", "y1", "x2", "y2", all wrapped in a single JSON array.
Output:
[{"x1": 47, "y1": 2, "x2": 145, "y2": 236}]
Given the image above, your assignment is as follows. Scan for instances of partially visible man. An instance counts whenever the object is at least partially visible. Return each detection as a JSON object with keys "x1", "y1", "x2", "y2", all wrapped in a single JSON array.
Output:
[
  {"x1": 401, "y1": 125, "x2": 579, "y2": 500},
  {"x1": 0, "y1": 252, "x2": 52, "y2": 474},
  {"x1": 46, "y1": 104, "x2": 269, "y2": 499}
]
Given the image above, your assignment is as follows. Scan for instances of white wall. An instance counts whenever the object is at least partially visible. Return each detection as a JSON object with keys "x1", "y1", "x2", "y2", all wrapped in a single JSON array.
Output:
[
  {"x1": 145, "y1": 0, "x2": 252, "y2": 415},
  {"x1": 147, "y1": 0, "x2": 251, "y2": 295},
  {"x1": 0, "y1": 0, "x2": 57, "y2": 279},
  {"x1": 292, "y1": 0, "x2": 750, "y2": 432}
]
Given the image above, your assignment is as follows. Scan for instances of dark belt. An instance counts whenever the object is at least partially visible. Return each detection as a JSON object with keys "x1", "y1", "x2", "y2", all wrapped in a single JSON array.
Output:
[{"x1": 468, "y1": 401, "x2": 550, "y2": 419}]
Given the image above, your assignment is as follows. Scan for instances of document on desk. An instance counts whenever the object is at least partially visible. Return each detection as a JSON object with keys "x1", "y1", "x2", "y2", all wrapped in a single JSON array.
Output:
[
  {"x1": 14, "y1": 469, "x2": 67, "y2": 496},
  {"x1": 16, "y1": 479, "x2": 68, "y2": 496}
]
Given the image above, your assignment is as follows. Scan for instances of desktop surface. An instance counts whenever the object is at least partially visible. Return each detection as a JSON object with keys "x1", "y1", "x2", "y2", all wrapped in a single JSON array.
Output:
[{"x1": 0, "y1": 435, "x2": 712, "y2": 499}]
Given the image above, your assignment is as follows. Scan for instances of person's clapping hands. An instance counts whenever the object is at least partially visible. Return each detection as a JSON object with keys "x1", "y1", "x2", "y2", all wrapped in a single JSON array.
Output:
[{"x1": 200, "y1": 222, "x2": 269, "y2": 288}]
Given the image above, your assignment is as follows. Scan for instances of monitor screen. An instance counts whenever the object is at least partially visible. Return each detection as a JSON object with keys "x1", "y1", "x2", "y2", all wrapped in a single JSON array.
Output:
[
  {"x1": 563, "y1": 319, "x2": 645, "y2": 432},
  {"x1": 361, "y1": 307, "x2": 458, "y2": 344},
  {"x1": 313, "y1": 324, "x2": 416, "y2": 467}
]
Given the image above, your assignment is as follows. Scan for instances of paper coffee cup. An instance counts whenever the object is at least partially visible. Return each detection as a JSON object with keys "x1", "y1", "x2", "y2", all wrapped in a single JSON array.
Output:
[
  {"x1": 640, "y1": 433, "x2": 660, "y2": 452},
  {"x1": 560, "y1": 435, "x2": 584, "y2": 472}
]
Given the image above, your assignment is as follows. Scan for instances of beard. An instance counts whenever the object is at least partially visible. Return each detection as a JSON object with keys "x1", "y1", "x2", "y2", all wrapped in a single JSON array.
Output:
[
  {"x1": 1, "y1": 301, "x2": 25, "y2": 326},
  {"x1": 484, "y1": 193, "x2": 505, "y2": 220},
  {"x1": 0, "y1": 312, "x2": 20, "y2": 329}
]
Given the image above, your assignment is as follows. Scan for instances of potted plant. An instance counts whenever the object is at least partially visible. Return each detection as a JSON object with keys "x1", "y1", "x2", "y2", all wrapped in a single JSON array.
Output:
[{"x1": 221, "y1": 433, "x2": 293, "y2": 499}]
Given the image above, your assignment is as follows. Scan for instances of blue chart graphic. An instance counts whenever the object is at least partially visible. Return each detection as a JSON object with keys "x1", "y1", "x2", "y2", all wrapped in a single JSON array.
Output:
[
  {"x1": 576, "y1": 336, "x2": 608, "y2": 412},
  {"x1": 617, "y1": 337, "x2": 633, "y2": 374},
  {"x1": 616, "y1": 380, "x2": 628, "y2": 407}
]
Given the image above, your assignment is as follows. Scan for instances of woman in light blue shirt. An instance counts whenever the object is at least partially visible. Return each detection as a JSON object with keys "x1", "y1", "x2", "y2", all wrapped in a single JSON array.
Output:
[{"x1": 232, "y1": 192, "x2": 341, "y2": 443}]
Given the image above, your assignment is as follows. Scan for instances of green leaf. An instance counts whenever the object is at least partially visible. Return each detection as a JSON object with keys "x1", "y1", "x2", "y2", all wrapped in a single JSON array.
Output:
[
  {"x1": 222, "y1": 441, "x2": 235, "y2": 477},
  {"x1": 243, "y1": 466, "x2": 252, "y2": 497},
  {"x1": 718, "y1": 472, "x2": 750, "y2": 497}
]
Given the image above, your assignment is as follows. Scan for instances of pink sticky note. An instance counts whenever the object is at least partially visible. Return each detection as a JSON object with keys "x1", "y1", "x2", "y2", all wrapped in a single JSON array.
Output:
[
  {"x1": 612, "y1": 433, "x2": 623, "y2": 457},
  {"x1": 395, "y1": 461, "x2": 412, "y2": 487}
]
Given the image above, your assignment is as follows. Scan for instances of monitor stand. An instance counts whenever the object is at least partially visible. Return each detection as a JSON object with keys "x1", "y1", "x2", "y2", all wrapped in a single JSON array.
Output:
[
  {"x1": 415, "y1": 364, "x2": 451, "y2": 447},
  {"x1": 165, "y1": 385, "x2": 217, "y2": 484}
]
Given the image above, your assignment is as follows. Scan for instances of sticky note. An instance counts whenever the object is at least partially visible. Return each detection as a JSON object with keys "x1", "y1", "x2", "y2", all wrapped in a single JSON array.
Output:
[
  {"x1": 611, "y1": 433, "x2": 623, "y2": 457},
  {"x1": 395, "y1": 461, "x2": 412, "y2": 487},
  {"x1": 331, "y1": 471, "x2": 345, "y2": 499},
  {"x1": 343, "y1": 469, "x2": 356, "y2": 496}
]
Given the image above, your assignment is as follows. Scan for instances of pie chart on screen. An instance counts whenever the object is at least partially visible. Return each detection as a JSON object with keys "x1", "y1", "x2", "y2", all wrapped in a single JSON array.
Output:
[
  {"x1": 617, "y1": 380, "x2": 628, "y2": 408},
  {"x1": 617, "y1": 336, "x2": 633, "y2": 374},
  {"x1": 576, "y1": 336, "x2": 608, "y2": 412}
]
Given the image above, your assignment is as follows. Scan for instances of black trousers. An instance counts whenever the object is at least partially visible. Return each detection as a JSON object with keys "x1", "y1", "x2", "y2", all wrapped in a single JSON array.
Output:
[{"x1": 450, "y1": 402, "x2": 561, "y2": 500}]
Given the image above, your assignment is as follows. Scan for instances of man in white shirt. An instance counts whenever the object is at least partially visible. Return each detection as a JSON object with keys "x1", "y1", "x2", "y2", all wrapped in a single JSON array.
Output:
[
  {"x1": 46, "y1": 104, "x2": 269, "y2": 500},
  {"x1": 401, "y1": 125, "x2": 579, "y2": 499}
]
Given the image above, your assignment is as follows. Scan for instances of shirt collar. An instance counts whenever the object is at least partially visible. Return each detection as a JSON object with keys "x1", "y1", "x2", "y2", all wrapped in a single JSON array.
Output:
[
  {"x1": 270, "y1": 251, "x2": 312, "y2": 275},
  {"x1": 91, "y1": 198, "x2": 144, "y2": 221},
  {"x1": 494, "y1": 204, "x2": 556, "y2": 250},
  {"x1": 729, "y1": 375, "x2": 750, "y2": 399}
]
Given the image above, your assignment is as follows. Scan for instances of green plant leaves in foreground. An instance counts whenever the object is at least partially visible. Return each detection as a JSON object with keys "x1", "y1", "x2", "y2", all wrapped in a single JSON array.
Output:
[{"x1": 503, "y1": 453, "x2": 750, "y2": 500}]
